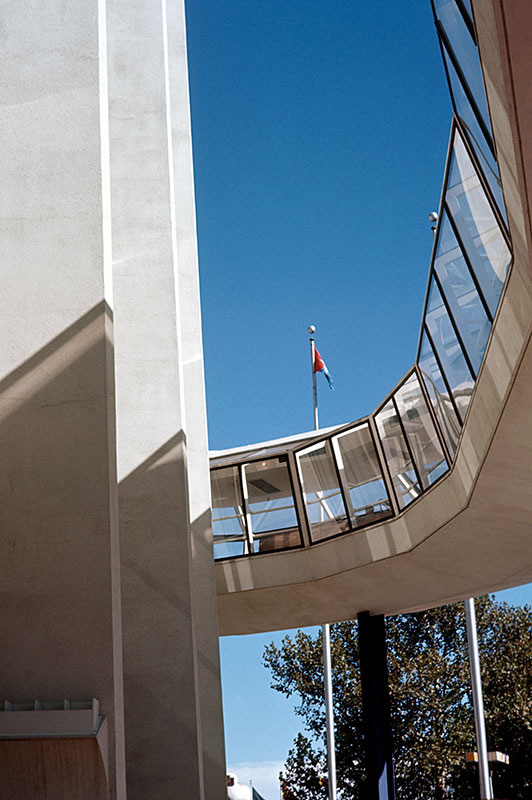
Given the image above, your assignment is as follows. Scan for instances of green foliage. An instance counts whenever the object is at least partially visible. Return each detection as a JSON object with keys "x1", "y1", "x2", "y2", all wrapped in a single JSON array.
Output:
[{"x1": 264, "y1": 597, "x2": 532, "y2": 799}]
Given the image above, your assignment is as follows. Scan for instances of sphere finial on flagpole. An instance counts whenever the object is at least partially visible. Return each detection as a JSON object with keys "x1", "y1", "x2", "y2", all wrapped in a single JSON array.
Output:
[{"x1": 307, "y1": 325, "x2": 316, "y2": 335}]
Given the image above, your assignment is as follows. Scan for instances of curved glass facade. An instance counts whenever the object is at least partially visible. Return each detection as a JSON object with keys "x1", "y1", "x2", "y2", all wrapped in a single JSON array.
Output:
[
  {"x1": 432, "y1": 0, "x2": 507, "y2": 224},
  {"x1": 210, "y1": 2, "x2": 512, "y2": 560}
]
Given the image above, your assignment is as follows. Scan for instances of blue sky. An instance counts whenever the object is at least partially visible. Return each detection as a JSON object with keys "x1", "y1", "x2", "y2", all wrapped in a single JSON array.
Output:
[{"x1": 185, "y1": 2, "x2": 532, "y2": 797}]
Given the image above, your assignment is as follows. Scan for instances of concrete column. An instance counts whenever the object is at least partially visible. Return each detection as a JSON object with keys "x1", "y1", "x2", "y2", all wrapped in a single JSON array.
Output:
[
  {"x1": 357, "y1": 613, "x2": 396, "y2": 800},
  {"x1": 0, "y1": 2, "x2": 125, "y2": 798},
  {"x1": 107, "y1": 0, "x2": 226, "y2": 797}
]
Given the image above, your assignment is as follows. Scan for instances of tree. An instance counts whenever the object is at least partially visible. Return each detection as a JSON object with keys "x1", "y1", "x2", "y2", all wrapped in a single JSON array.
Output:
[{"x1": 264, "y1": 597, "x2": 532, "y2": 799}]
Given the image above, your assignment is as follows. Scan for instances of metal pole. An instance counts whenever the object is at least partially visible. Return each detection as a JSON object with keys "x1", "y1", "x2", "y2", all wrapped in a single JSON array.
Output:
[
  {"x1": 464, "y1": 597, "x2": 493, "y2": 800},
  {"x1": 308, "y1": 327, "x2": 337, "y2": 800},
  {"x1": 322, "y1": 622, "x2": 337, "y2": 800},
  {"x1": 310, "y1": 337, "x2": 319, "y2": 430}
]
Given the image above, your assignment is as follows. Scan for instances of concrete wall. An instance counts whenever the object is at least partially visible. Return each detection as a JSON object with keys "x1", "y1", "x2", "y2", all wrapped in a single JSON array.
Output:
[
  {"x1": 0, "y1": 3, "x2": 125, "y2": 797},
  {"x1": 0, "y1": 1, "x2": 225, "y2": 797},
  {"x1": 109, "y1": 0, "x2": 225, "y2": 796}
]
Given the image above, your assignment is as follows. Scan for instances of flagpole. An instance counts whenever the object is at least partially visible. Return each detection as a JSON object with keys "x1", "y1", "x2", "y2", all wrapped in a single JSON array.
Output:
[
  {"x1": 309, "y1": 335, "x2": 319, "y2": 429},
  {"x1": 307, "y1": 325, "x2": 337, "y2": 800}
]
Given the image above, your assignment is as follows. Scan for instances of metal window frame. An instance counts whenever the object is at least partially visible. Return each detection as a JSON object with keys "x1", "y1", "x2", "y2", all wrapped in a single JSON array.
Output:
[
  {"x1": 432, "y1": 7, "x2": 510, "y2": 233},
  {"x1": 239, "y1": 464, "x2": 255, "y2": 554},
  {"x1": 287, "y1": 450, "x2": 312, "y2": 547},
  {"x1": 293, "y1": 438, "x2": 350, "y2": 545},
  {"x1": 394, "y1": 364, "x2": 452, "y2": 482},
  {"x1": 421, "y1": 323, "x2": 465, "y2": 426},
  {"x1": 443, "y1": 199, "x2": 494, "y2": 324},
  {"x1": 432, "y1": 267, "x2": 478, "y2": 380},
  {"x1": 455, "y1": 0, "x2": 476, "y2": 43},
  {"x1": 390, "y1": 393, "x2": 424, "y2": 497},
  {"x1": 374, "y1": 392, "x2": 421, "y2": 511},
  {"x1": 332, "y1": 422, "x2": 395, "y2": 529},
  {"x1": 211, "y1": 457, "x2": 306, "y2": 562},
  {"x1": 416, "y1": 118, "x2": 505, "y2": 365},
  {"x1": 416, "y1": 123, "x2": 456, "y2": 363},
  {"x1": 414, "y1": 362, "x2": 454, "y2": 465},
  {"x1": 331, "y1": 436, "x2": 357, "y2": 525},
  {"x1": 211, "y1": 363, "x2": 457, "y2": 560},
  {"x1": 416, "y1": 129, "x2": 482, "y2": 388},
  {"x1": 241, "y1": 455, "x2": 305, "y2": 555},
  {"x1": 210, "y1": 463, "x2": 249, "y2": 560},
  {"x1": 432, "y1": 213, "x2": 492, "y2": 372},
  {"x1": 434, "y1": 16, "x2": 495, "y2": 160},
  {"x1": 431, "y1": 0, "x2": 477, "y2": 44},
  {"x1": 451, "y1": 118, "x2": 512, "y2": 252},
  {"x1": 368, "y1": 414, "x2": 400, "y2": 517}
]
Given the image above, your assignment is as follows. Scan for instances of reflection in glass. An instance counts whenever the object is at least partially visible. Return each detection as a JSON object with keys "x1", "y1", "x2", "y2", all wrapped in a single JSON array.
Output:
[
  {"x1": 211, "y1": 466, "x2": 247, "y2": 559},
  {"x1": 461, "y1": 0, "x2": 473, "y2": 18},
  {"x1": 297, "y1": 440, "x2": 348, "y2": 542},
  {"x1": 442, "y1": 51, "x2": 506, "y2": 222},
  {"x1": 447, "y1": 131, "x2": 511, "y2": 314},
  {"x1": 434, "y1": 213, "x2": 491, "y2": 373},
  {"x1": 434, "y1": 0, "x2": 490, "y2": 131},
  {"x1": 419, "y1": 332, "x2": 461, "y2": 455},
  {"x1": 394, "y1": 374, "x2": 449, "y2": 489},
  {"x1": 425, "y1": 277, "x2": 475, "y2": 420},
  {"x1": 333, "y1": 424, "x2": 392, "y2": 527},
  {"x1": 244, "y1": 457, "x2": 300, "y2": 553},
  {"x1": 375, "y1": 400, "x2": 421, "y2": 510}
]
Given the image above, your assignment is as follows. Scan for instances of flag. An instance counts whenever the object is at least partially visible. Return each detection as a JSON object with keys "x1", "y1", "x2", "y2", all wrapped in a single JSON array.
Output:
[{"x1": 313, "y1": 346, "x2": 334, "y2": 389}]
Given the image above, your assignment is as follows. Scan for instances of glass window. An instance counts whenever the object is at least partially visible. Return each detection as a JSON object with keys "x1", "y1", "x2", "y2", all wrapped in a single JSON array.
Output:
[
  {"x1": 442, "y1": 50, "x2": 506, "y2": 223},
  {"x1": 244, "y1": 457, "x2": 300, "y2": 554},
  {"x1": 211, "y1": 466, "x2": 247, "y2": 559},
  {"x1": 425, "y1": 277, "x2": 475, "y2": 420},
  {"x1": 461, "y1": 0, "x2": 473, "y2": 19},
  {"x1": 435, "y1": 0, "x2": 490, "y2": 131},
  {"x1": 446, "y1": 131, "x2": 511, "y2": 314},
  {"x1": 434, "y1": 213, "x2": 491, "y2": 373},
  {"x1": 419, "y1": 332, "x2": 461, "y2": 455},
  {"x1": 375, "y1": 400, "x2": 421, "y2": 510},
  {"x1": 394, "y1": 374, "x2": 449, "y2": 489},
  {"x1": 333, "y1": 424, "x2": 392, "y2": 527},
  {"x1": 296, "y1": 440, "x2": 349, "y2": 542}
]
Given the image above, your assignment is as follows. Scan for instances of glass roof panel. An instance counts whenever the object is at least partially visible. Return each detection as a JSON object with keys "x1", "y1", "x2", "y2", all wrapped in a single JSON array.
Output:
[
  {"x1": 442, "y1": 50, "x2": 506, "y2": 224},
  {"x1": 419, "y1": 332, "x2": 461, "y2": 455},
  {"x1": 296, "y1": 440, "x2": 349, "y2": 543},
  {"x1": 244, "y1": 457, "x2": 301, "y2": 554},
  {"x1": 375, "y1": 399, "x2": 421, "y2": 510},
  {"x1": 334, "y1": 424, "x2": 392, "y2": 527},
  {"x1": 447, "y1": 130, "x2": 511, "y2": 315},
  {"x1": 434, "y1": 212, "x2": 491, "y2": 373},
  {"x1": 394, "y1": 373, "x2": 449, "y2": 489},
  {"x1": 425, "y1": 276, "x2": 475, "y2": 421}
]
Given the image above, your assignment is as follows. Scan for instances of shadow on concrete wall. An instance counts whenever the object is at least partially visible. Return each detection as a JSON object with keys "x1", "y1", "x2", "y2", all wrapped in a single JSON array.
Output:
[{"x1": 0, "y1": 302, "x2": 224, "y2": 799}]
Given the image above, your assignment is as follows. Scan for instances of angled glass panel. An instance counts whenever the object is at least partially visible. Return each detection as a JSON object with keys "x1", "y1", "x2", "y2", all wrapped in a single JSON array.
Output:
[
  {"x1": 375, "y1": 400, "x2": 421, "y2": 510},
  {"x1": 434, "y1": 213, "x2": 491, "y2": 373},
  {"x1": 419, "y1": 331, "x2": 461, "y2": 456},
  {"x1": 462, "y1": 0, "x2": 472, "y2": 17},
  {"x1": 443, "y1": 51, "x2": 506, "y2": 222},
  {"x1": 447, "y1": 131, "x2": 511, "y2": 314},
  {"x1": 244, "y1": 457, "x2": 300, "y2": 554},
  {"x1": 333, "y1": 424, "x2": 392, "y2": 528},
  {"x1": 425, "y1": 277, "x2": 475, "y2": 420},
  {"x1": 296, "y1": 440, "x2": 349, "y2": 542},
  {"x1": 211, "y1": 466, "x2": 247, "y2": 559},
  {"x1": 434, "y1": 0, "x2": 490, "y2": 131},
  {"x1": 394, "y1": 373, "x2": 449, "y2": 489}
]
